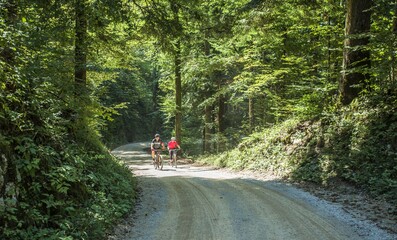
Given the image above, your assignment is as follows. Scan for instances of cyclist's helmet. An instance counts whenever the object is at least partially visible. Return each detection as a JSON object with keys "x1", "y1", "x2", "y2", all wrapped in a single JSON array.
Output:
[
  {"x1": 155, "y1": 133, "x2": 160, "y2": 138},
  {"x1": 171, "y1": 137, "x2": 176, "y2": 141}
]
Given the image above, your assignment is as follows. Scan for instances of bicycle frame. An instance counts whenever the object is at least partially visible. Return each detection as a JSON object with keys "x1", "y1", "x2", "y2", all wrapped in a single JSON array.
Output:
[
  {"x1": 169, "y1": 149, "x2": 179, "y2": 168},
  {"x1": 153, "y1": 149, "x2": 163, "y2": 170}
]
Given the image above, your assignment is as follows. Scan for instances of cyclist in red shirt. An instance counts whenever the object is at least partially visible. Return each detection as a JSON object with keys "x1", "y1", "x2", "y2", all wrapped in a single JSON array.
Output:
[{"x1": 167, "y1": 137, "x2": 180, "y2": 164}]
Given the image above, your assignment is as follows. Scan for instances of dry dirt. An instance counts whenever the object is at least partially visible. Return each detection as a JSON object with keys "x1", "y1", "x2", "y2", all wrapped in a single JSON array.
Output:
[{"x1": 108, "y1": 143, "x2": 396, "y2": 240}]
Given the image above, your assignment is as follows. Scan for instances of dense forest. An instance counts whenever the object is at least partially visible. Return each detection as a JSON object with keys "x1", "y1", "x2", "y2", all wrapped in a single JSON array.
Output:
[{"x1": 1, "y1": 0, "x2": 396, "y2": 239}]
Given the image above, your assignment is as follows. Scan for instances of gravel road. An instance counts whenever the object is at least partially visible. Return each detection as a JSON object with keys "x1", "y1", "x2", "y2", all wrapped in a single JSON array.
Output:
[{"x1": 110, "y1": 143, "x2": 396, "y2": 240}]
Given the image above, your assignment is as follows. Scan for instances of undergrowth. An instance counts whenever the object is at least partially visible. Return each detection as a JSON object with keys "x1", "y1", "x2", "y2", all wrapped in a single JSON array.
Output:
[
  {"x1": 198, "y1": 97, "x2": 397, "y2": 203},
  {"x1": 0, "y1": 146, "x2": 136, "y2": 240},
  {"x1": 0, "y1": 79, "x2": 137, "y2": 239}
]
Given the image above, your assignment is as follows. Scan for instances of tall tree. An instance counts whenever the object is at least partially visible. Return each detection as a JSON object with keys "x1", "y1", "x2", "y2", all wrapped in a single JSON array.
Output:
[
  {"x1": 172, "y1": 3, "x2": 183, "y2": 144},
  {"x1": 131, "y1": 0, "x2": 190, "y2": 144},
  {"x1": 0, "y1": 0, "x2": 18, "y2": 200},
  {"x1": 174, "y1": 43, "x2": 182, "y2": 144},
  {"x1": 203, "y1": 40, "x2": 213, "y2": 152},
  {"x1": 340, "y1": 0, "x2": 372, "y2": 105},
  {"x1": 394, "y1": 1, "x2": 397, "y2": 34},
  {"x1": 1, "y1": 0, "x2": 17, "y2": 69},
  {"x1": 392, "y1": 0, "x2": 397, "y2": 82},
  {"x1": 74, "y1": 0, "x2": 87, "y2": 88}
]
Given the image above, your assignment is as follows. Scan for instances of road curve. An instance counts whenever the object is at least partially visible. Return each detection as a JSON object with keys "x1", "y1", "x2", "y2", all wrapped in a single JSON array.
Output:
[{"x1": 111, "y1": 143, "x2": 391, "y2": 240}]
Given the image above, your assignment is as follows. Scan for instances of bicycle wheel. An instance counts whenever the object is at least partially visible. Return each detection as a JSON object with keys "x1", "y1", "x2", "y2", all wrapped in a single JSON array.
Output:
[
  {"x1": 159, "y1": 154, "x2": 163, "y2": 170},
  {"x1": 153, "y1": 154, "x2": 158, "y2": 169},
  {"x1": 173, "y1": 152, "x2": 177, "y2": 168}
]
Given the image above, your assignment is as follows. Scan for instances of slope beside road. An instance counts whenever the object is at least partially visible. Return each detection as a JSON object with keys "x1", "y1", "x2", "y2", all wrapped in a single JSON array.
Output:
[{"x1": 109, "y1": 143, "x2": 395, "y2": 240}]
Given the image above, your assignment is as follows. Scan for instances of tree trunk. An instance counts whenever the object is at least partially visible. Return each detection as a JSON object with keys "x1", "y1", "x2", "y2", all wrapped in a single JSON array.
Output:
[
  {"x1": 175, "y1": 40, "x2": 182, "y2": 145},
  {"x1": 248, "y1": 97, "x2": 254, "y2": 133},
  {"x1": 218, "y1": 95, "x2": 226, "y2": 133},
  {"x1": 66, "y1": 0, "x2": 88, "y2": 137},
  {"x1": 75, "y1": 0, "x2": 87, "y2": 88},
  {"x1": 1, "y1": 0, "x2": 17, "y2": 91},
  {"x1": 203, "y1": 39, "x2": 212, "y2": 153},
  {"x1": 204, "y1": 105, "x2": 212, "y2": 153},
  {"x1": 0, "y1": 0, "x2": 18, "y2": 199},
  {"x1": 171, "y1": 3, "x2": 182, "y2": 145},
  {"x1": 152, "y1": 75, "x2": 162, "y2": 132},
  {"x1": 392, "y1": 0, "x2": 397, "y2": 82},
  {"x1": 217, "y1": 93, "x2": 226, "y2": 152},
  {"x1": 393, "y1": 1, "x2": 397, "y2": 34},
  {"x1": 339, "y1": 0, "x2": 372, "y2": 105},
  {"x1": 327, "y1": 11, "x2": 332, "y2": 83}
]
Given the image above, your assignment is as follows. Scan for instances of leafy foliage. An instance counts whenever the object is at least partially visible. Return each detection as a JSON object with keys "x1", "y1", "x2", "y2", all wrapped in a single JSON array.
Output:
[
  {"x1": 1, "y1": 146, "x2": 136, "y2": 239},
  {"x1": 1, "y1": 0, "x2": 137, "y2": 239},
  {"x1": 1, "y1": 0, "x2": 397, "y2": 237},
  {"x1": 199, "y1": 96, "x2": 397, "y2": 202},
  {"x1": 135, "y1": 0, "x2": 397, "y2": 202}
]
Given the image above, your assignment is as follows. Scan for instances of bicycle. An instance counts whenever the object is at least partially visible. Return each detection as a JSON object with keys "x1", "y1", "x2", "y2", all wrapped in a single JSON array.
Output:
[
  {"x1": 169, "y1": 149, "x2": 180, "y2": 168},
  {"x1": 153, "y1": 149, "x2": 164, "y2": 170}
]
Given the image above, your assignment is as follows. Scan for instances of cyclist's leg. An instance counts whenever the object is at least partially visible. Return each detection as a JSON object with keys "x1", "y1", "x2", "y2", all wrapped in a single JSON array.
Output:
[
  {"x1": 174, "y1": 150, "x2": 177, "y2": 167},
  {"x1": 160, "y1": 153, "x2": 163, "y2": 169},
  {"x1": 153, "y1": 151, "x2": 157, "y2": 169}
]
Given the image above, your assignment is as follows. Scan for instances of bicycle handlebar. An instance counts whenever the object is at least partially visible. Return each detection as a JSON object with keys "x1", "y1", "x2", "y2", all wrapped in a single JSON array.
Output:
[{"x1": 152, "y1": 149, "x2": 165, "y2": 151}]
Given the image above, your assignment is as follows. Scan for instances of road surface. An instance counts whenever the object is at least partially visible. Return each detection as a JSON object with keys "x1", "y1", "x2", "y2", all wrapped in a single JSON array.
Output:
[{"x1": 110, "y1": 143, "x2": 393, "y2": 240}]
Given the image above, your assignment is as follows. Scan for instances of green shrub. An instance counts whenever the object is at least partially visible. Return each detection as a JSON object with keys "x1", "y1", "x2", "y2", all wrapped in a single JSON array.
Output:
[
  {"x1": 198, "y1": 97, "x2": 397, "y2": 203},
  {"x1": 0, "y1": 145, "x2": 136, "y2": 240}
]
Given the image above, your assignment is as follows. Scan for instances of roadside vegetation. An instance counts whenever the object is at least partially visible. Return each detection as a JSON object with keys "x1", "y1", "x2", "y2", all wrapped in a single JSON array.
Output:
[
  {"x1": 0, "y1": 0, "x2": 141, "y2": 239},
  {"x1": 199, "y1": 97, "x2": 397, "y2": 203}
]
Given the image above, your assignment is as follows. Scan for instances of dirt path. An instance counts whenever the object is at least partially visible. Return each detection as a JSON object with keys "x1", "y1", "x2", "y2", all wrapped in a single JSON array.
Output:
[{"x1": 110, "y1": 143, "x2": 395, "y2": 240}]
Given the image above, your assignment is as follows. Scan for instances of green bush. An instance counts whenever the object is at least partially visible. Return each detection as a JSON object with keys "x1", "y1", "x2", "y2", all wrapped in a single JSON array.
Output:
[
  {"x1": 0, "y1": 144, "x2": 136, "y2": 240},
  {"x1": 198, "y1": 97, "x2": 397, "y2": 203},
  {"x1": 0, "y1": 79, "x2": 137, "y2": 239}
]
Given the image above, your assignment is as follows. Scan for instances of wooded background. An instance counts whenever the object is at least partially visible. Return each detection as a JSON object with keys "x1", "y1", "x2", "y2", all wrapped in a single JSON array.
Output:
[{"x1": 1, "y1": 0, "x2": 396, "y2": 239}]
